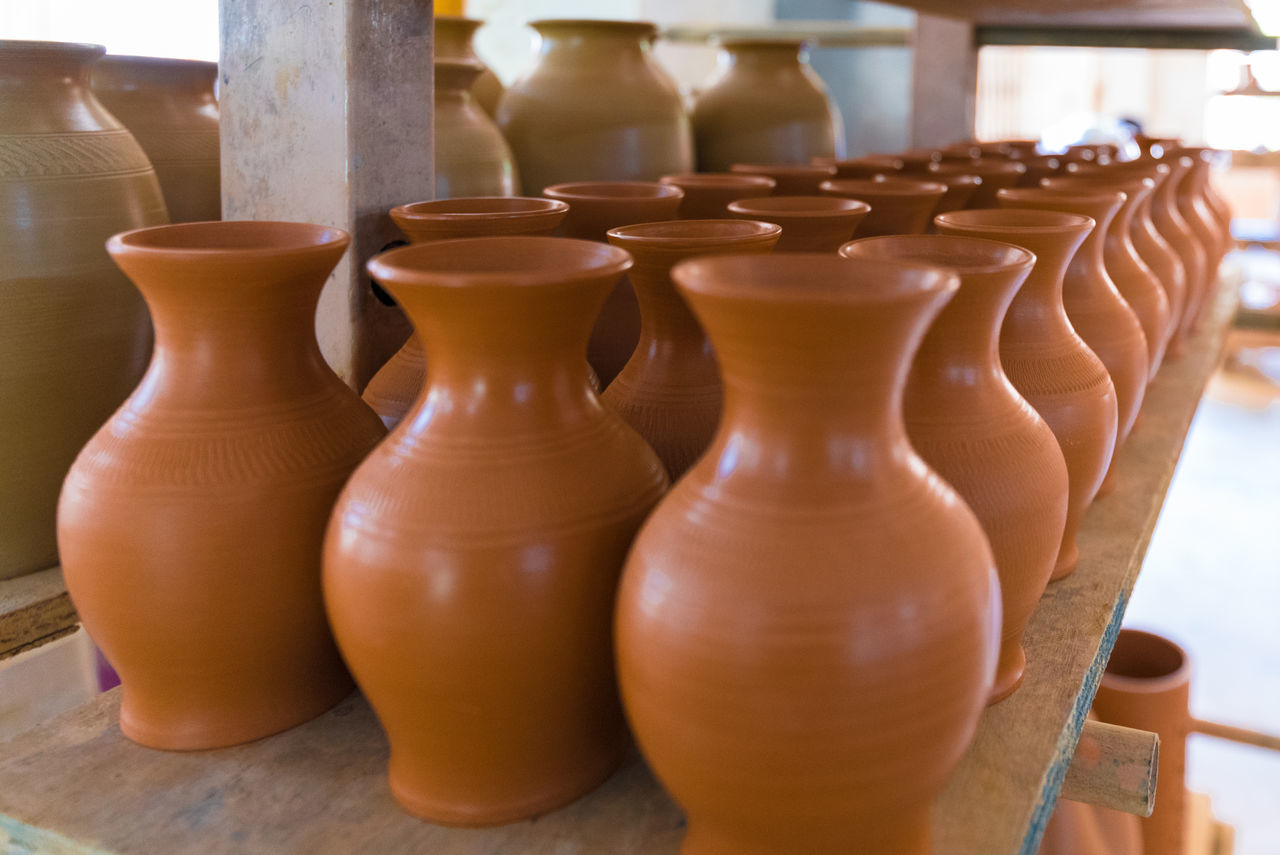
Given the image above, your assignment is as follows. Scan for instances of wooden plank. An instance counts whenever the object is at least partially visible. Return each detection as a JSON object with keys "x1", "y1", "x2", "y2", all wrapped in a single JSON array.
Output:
[
  {"x1": 0, "y1": 567, "x2": 77, "y2": 661},
  {"x1": 0, "y1": 274, "x2": 1238, "y2": 854},
  {"x1": 1059, "y1": 721, "x2": 1158, "y2": 816}
]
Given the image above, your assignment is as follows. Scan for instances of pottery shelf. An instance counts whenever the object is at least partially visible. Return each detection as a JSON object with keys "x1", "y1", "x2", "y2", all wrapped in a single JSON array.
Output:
[
  {"x1": 0, "y1": 271, "x2": 1240, "y2": 855},
  {"x1": 0, "y1": 567, "x2": 75, "y2": 662}
]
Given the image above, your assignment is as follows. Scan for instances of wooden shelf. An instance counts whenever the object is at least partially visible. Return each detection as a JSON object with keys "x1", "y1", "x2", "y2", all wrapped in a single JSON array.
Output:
[
  {"x1": 0, "y1": 566, "x2": 76, "y2": 662},
  {"x1": 0, "y1": 274, "x2": 1239, "y2": 855}
]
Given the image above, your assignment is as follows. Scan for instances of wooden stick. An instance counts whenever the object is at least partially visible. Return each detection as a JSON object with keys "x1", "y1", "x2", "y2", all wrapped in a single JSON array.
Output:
[
  {"x1": 1059, "y1": 720, "x2": 1159, "y2": 817},
  {"x1": 1193, "y1": 718, "x2": 1280, "y2": 753}
]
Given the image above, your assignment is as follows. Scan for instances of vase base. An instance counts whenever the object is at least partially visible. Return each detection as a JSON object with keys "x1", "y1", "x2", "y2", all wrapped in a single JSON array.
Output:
[
  {"x1": 1051, "y1": 541, "x2": 1080, "y2": 581},
  {"x1": 988, "y1": 645, "x2": 1027, "y2": 705}
]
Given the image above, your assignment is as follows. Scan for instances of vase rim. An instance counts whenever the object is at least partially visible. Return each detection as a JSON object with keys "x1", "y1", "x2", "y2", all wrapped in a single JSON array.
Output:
[
  {"x1": 715, "y1": 36, "x2": 808, "y2": 49},
  {"x1": 674, "y1": 253, "x2": 957, "y2": 306},
  {"x1": 1042, "y1": 175, "x2": 1154, "y2": 192},
  {"x1": 727, "y1": 196, "x2": 870, "y2": 218},
  {"x1": 393, "y1": 197, "x2": 569, "y2": 223},
  {"x1": 529, "y1": 18, "x2": 658, "y2": 38},
  {"x1": 108, "y1": 220, "x2": 350, "y2": 259},
  {"x1": 660, "y1": 173, "x2": 777, "y2": 191},
  {"x1": 929, "y1": 160, "x2": 1027, "y2": 176},
  {"x1": 730, "y1": 163, "x2": 837, "y2": 178},
  {"x1": 95, "y1": 54, "x2": 217, "y2": 72},
  {"x1": 816, "y1": 155, "x2": 904, "y2": 168},
  {"x1": 822, "y1": 178, "x2": 947, "y2": 198},
  {"x1": 608, "y1": 218, "x2": 781, "y2": 246},
  {"x1": 0, "y1": 39, "x2": 105, "y2": 71},
  {"x1": 1101, "y1": 628, "x2": 1192, "y2": 692},
  {"x1": 998, "y1": 187, "x2": 1126, "y2": 211},
  {"x1": 544, "y1": 181, "x2": 684, "y2": 201},
  {"x1": 368, "y1": 236, "x2": 631, "y2": 290},
  {"x1": 839, "y1": 234, "x2": 1035, "y2": 274},
  {"x1": 936, "y1": 208, "x2": 1095, "y2": 234}
]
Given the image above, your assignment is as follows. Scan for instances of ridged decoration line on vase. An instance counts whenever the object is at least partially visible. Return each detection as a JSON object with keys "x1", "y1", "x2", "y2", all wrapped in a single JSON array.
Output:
[
  {"x1": 1, "y1": 39, "x2": 168, "y2": 580},
  {"x1": 58, "y1": 221, "x2": 386, "y2": 749},
  {"x1": 91, "y1": 54, "x2": 219, "y2": 223},
  {"x1": 433, "y1": 16, "x2": 504, "y2": 118},
  {"x1": 658, "y1": 172, "x2": 775, "y2": 219},
  {"x1": 433, "y1": 59, "x2": 519, "y2": 198},
  {"x1": 997, "y1": 188, "x2": 1149, "y2": 501},
  {"x1": 691, "y1": 38, "x2": 844, "y2": 172},
  {"x1": 935, "y1": 209, "x2": 1118, "y2": 580},
  {"x1": 840, "y1": 235, "x2": 1068, "y2": 704},
  {"x1": 616, "y1": 253, "x2": 1000, "y2": 855},
  {"x1": 729, "y1": 161, "x2": 835, "y2": 195},
  {"x1": 820, "y1": 178, "x2": 947, "y2": 237},
  {"x1": 497, "y1": 19, "x2": 693, "y2": 192},
  {"x1": 361, "y1": 197, "x2": 570, "y2": 428},
  {"x1": 325, "y1": 236, "x2": 669, "y2": 825},
  {"x1": 603, "y1": 219, "x2": 781, "y2": 479},
  {"x1": 726, "y1": 195, "x2": 869, "y2": 252}
]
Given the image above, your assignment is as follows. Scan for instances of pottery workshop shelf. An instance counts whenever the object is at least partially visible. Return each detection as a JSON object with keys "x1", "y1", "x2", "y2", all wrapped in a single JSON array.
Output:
[{"x1": 0, "y1": 272, "x2": 1239, "y2": 855}]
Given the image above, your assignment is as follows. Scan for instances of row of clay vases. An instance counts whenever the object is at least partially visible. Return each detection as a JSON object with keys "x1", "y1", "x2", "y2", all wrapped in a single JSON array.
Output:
[
  {"x1": 1163, "y1": 148, "x2": 1229, "y2": 328},
  {"x1": 1, "y1": 40, "x2": 169, "y2": 579},
  {"x1": 435, "y1": 16, "x2": 504, "y2": 118},
  {"x1": 433, "y1": 59, "x2": 518, "y2": 198}
]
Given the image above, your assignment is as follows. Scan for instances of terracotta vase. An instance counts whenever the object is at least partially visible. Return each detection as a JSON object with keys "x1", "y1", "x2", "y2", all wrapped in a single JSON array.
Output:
[
  {"x1": 1093, "y1": 629, "x2": 1192, "y2": 855},
  {"x1": 729, "y1": 161, "x2": 836, "y2": 194},
  {"x1": 616, "y1": 253, "x2": 999, "y2": 855},
  {"x1": 691, "y1": 38, "x2": 843, "y2": 172},
  {"x1": 91, "y1": 54, "x2": 220, "y2": 223},
  {"x1": 603, "y1": 219, "x2": 781, "y2": 479},
  {"x1": 819, "y1": 154, "x2": 904, "y2": 179},
  {"x1": 58, "y1": 221, "x2": 385, "y2": 749},
  {"x1": 820, "y1": 177, "x2": 947, "y2": 237},
  {"x1": 433, "y1": 59, "x2": 519, "y2": 198},
  {"x1": 936, "y1": 143, "x2": 983, "y2": 162},
  {"x1": 895, "y1": 149, "x2": 942, "y2": 170},
  {"x1": 434, "y1": 16, "x2": 504, "y2": 118},
  {"x1": 1038, "y1": 797, "x2": 1143, "y2": 855},
  {"x1": 997, "y1": 188, "x2": 1149, "y2": 499},
  {"x1": 924, "y1": 160, "x2": 1027, "y2": 207},
  {"x1": 542, "y1": 180, "x2": 684, "y2": 388},
  {"x1": 841, "y1": 235, "x2": 1068, "y2": 704},
  {"x1": 1175, "y1": 147, "x2": 1234, "y2": 259},
  {"x1": 1003, "y1": 139, "x2": 1042, "y2": 159},
  {"x1": 0, "y1": 40, "x2": 167, "y2": 580},
  {"x1": 935, "y1": 209, "x2": 1117, "y2": 580},
  {"x1": 927, "y1": 172, "x2": 982, "y2": 216},
  {"x1": 1042, "y1": 175, "x2": 1172, "y2": 378},
  {"x1": 362, "y1": 197, "x2": 570, "y2": 427},
  {"x1": 1145, "y1": 158, "x2": 1207, "y2": 342},
  {"x1": 1166, "y1": 151, "x2": 1223, "y2": 329},
  {"x1": 325, "y1": 236, "x2": 668, "y2": 824},
  {"x1": 726, "y1": 195, "x2": 869, "y2": 251},
  {"x1": 659, "y1": 172, "x2": 775, "y2": 219},
  {"x1": 1016, "y1": 155, "x2": 1064, "y2": 187},
  {"x1": 497, "y1": 19, "x2": 693, "y2": 193}
]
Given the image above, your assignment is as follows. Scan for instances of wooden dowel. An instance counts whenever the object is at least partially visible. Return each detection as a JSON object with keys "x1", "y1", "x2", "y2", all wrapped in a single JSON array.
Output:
[
  {"x1": 1193, "y1": 718, "x2": 1280, "y2": 753},
  {"x1": 1060, "y1": 720, "x2": 1159, "y2": 817}
]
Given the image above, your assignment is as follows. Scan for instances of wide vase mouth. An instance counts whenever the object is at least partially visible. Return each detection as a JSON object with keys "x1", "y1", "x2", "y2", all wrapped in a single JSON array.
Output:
[
  {"x1": 930, "y1": 160, "x2": 1027, "y2": 178},
  {"x1": 1042, "y1": 176, "x2": 1155, "y2": 195},
  {"x1": 0, "y1": 39, "x2": 104, "y2": 67},
  {"x1": 108, "y1": 220, "x2": 350, "y2": 258},
  {"x1": 529, "y1": 18, "x2": 658, "y2": 40},
  {"x1": 607, "y1": 218, "x2": 781, "y2": 247},
  {"x1": 817, "y1": 155, "x2": 905, "y2": 172},
  {"x1": 544, "y1": 181, "x2": 684, "y2": 202},
  {"x1": 393, "y1": 196, "x2": 568, "y2": 224},
  {"x1": 935, "y1": 208, "x2": 1095, "y2": 235},
  {"x1": 368, "y1": 236, "x2": 631, "y2": 290},
  {"x1": 998, "y1": 187, "x2": 1124, "y2": 208},
  {"x1": 1101, "y1": 628, "x2": 1191, "y2": 693},
  {"x1": 821, "y1": 178, "x2": 947, "y2": 199},
  {"x1": 660, "y1": 173, "x2": 777, "y2": 192},
  {"x1": 730, "y1": 163, "x2": 837, "y2": 180},
  {"x1": 727, "y1": 195, "x2": 869, "y2": 219},
  {"x1": 840, "y1": 234, "x2": 1035, "y2": 275}
]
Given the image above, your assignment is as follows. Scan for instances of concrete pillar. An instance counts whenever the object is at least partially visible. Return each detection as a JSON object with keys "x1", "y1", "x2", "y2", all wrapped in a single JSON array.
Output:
[{"x1": 911, "y1": 12, "x2": 978, "y2": 149}]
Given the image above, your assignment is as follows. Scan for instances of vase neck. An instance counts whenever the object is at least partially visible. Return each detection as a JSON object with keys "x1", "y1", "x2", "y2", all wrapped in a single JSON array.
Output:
[
  {"x1": 533, "y1": 22, "x2": 653, "y2": 71},
  {"x1": 0, "y1": 42, "x2": 116, "y2": 134},
  {"x1": 721, "y1": 41, "x2": 806, "y2": 72},
  {"x1": 909, "y1": 267, "x2": 1023, "y2": 395}
]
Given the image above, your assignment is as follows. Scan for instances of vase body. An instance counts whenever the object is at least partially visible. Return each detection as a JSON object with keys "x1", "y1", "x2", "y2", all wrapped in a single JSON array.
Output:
[
  {"x1": 326, "y1": 236, "x2": 668, "y2": 824},
  {"x1": 997, "y1": 188, "x2": 1148, "y2": 500},
  {"x1": 1169, "y1": 153, "x2": 1222, "y2": 329},
  {"x1": 362, "y1": 197, "x2": 570, "y2": 427},
  {"x1": 729, "y1": 161, "x2": 835, "y2": 194},
  {"x1": 497, "y1": 20, "x2": 693, "y2": 193},
  {"x1": 936, "y1": 209, "x2": 1117, "y2": 580},
  {"x1": 617, "y1": 253, "x2": 1000, "y2": 855},
  {"x1": 1093, "y1": 629, "x2": 1192, "y2": 855},
  {"x1": 91, "y1": 54, "x2": 220, "y2": 223},
  {"x1": 659, "y1": 172, "x2": 775, "y2": 218},
  {"x1": 691, "y1": 39, "x2": 843, "y2": 171},
  {"x1": 841, "y1": 235, "x2": 1068, "y2": 703},
  {"x1": 1146, "y1": 158, "x2": 1206, "y2": 342},
  {"x1": 603, "y1": 219, "x2": 781, "y2": 479},
  {"x1": 821, "y1": 178, "x2": 947, "y2": 237},
  {"x1": 434, "y1": 16, "x2": 504, "y2": 118},
  {"x1": 434, "y1": 60, "x2": 519, "y2": 198},
  {"x1": 58, "y1": 221, "x2": 385, "y2": 749},
  {"x1": 1, "y1": 40, "x2": 168, "y2": 579},
  {"x1": 727, "y1": 195, "x2": 869, "y2": 251},
  {"x1": 543, "y1": 180, "x2": 684, "y2": 388}
]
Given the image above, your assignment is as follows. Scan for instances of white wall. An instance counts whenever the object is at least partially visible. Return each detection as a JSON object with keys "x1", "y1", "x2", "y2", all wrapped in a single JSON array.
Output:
[{"x1": 0, "y1": 0, "x2": 219, "y2": 60}]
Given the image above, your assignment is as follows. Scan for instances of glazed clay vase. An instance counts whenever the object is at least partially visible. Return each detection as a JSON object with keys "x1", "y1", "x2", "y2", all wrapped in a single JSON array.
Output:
[
  {"x1": 997, "y1": 188, "x2": 1149, "y2": 498},
  {"x1": 362, "y1": 197, "x2": 570, "y2": 427},
  {"x1": 1043, "y1": 175, "x2": 1172, "y2": 378},
  {"x1": 925, "y1": 160, "x2": 1027, "y2": 208},
  {"x1": 841, "y1": 235, "x2": 1068, "y2": 703},
  {"x1": 726, "y1": 195, "x2": 869, "y2": 252},
  {"x1": 691, "y1": 38, "x2": 843, "y2": 172},
  {"x1": 820, "y1": 178, "x2": 947, "y2": 237},
  {"x1": 325, "y1": 236, "x2": 668, "y2": 824},
  {"x1": 1093, "y1": 629, "x2": 1193, "y2": 855},
  {"x1": 58, "y1": 221, "x2": 386, "y2": 749},
  {"x1": 819, "y1": 155, "x2": 904, "y2": 179},
  {"x1": 616, "y1": 253, "x2": 999, "y2": 855},
  {"x1": 434, "y1": 16, "x2": 504, "y2": 118},
  {"x1": 497, "y1": 20, "x2": 693, "y2": 192},
  {"x1": 603, "y1": 219, "x2": 781, "y2": 479},
  {"x1": 1, "y1": 40, "x2": 168, "y2": 580},
  {"x1": 936, "y1": 210, "x2": 1117, "y2": 580},
  {"x1": 658, "y1": 172, "x2": 775, "y2": 219},
  {"x1": 91, "y1": 54, "x2": 220, "y2": 223},
  {"x1": 543, "y1": 181, "x2": 685, "y2": 388},
  {"x1": 433, "y1": 59, "x2": 519, "y2": 198},
  {"x1": 729, "y1": 161, "x2": 836, "y2": 194}
]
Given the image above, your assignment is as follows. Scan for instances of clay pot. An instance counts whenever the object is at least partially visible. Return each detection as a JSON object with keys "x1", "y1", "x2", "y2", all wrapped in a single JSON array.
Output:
[
  {"x1": 935, "y1": 209, "x2": 1117, "y2": 580},
  {"x1": 1093, "y1": 629, "x2": 1192, "y2": 855},
  {"x1": 659, "y1": 172, "x2": 776, "y2": 219},
  {"x1": 326, "y1": 236, "x2": 668, "y2": 824},
  {"x1": 1043, "y1": 175, "x2": 1172, "y2": 378},
  {"x1": 91, "y1": 54, "x2": 220, "y2": 223},
  {"x1": 820, "y1": 178, "x2": 947, "y2": 237},
  {"x1": 433, "y1": 59, "x2": 519, "y2": 198},
  {"x1": 58, "y1": 221, "x2": 385, "y2": 749},
  {"x1": 936, "y1": 143, "x2": 983, "y2": 162},
  {"x1": 923, "y1": 160, "x2": 1027, "y2": 208},
  {"x1": 1038, "y1": 797, "x2": 1143, "y2": 855},
  {"x1": 543, "y1": 180, "x2": 685, "y2": 388},
  {"x1": 997, "y1": 188, "x2": 1149, "y2": 500},
  {"x1": 1016, "y1": 155, "x2": 1064, "y2": 187},
  {"x1": 726, "y1": 195, "x2": 870, "y2": 252},
  {"x1": 691, "y1": 38, "x2": 843, "y2": 172},
  {"x1": 729, "y1": 161, "x2": 836, "y2": 195},
  {"x1": 819, "y1": 154, "x2": 904, "y2": 179},
  {"x1": 497, "y1": 19, "x2": 693, "y2": 193},
  {"x1": 841, "y1": 235, "x2": 1068, "y2": 703},
  {"x1": 0, "y1": 40, "x2": 168, "y2": 580},
  {"x1": 434, "y1": 16, "x2": 504, "y2": 118},
  {"x1": 604, "y1": 219, "x2": 781, "y2": 478},
  {"x1": 362, "y1": 197, "x2": 570, "y2": 427},
  {"x1": 616, "y1": 253, "x2": 999, "y2": 855}
]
